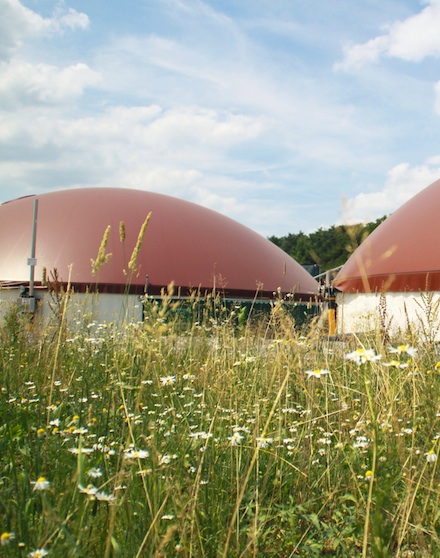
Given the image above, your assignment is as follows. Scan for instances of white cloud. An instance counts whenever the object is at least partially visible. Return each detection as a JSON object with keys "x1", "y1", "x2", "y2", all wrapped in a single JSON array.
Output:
[
  {"x1": 0, "y1": 103, "x2": 266, "y2": 194},
  {"x1": 96, "y1": 28, "x2": 380, "y2": 178},
  {"x1": 335, "y1": 36, "x2": 389, "y2": 70},
  {"x1": 0, "y1": 0, "x2": 89, "y2": 60},
  {"x1": 336, "y1": 0, "x2": 440, "y2": 70},
  {"x1": 52, "y1": 7, "x2": 89, "y2": 32},
  {"x1": 0, "y1": 60, "x2": 100, "y2": 107},
  {"x1": 143, "y1": 107, "x2": 263, "y2": 153},
  {"x1": 386, "y1": 0, "x2": 440, "y2": 61},
  {"x1": 0, "y1": 0, "x2": 48, "y2": 59},
  {"x1": 191, "y1": 186, "x2": 238, "y2": 215},
  {"x1": 340, "y1": 162, "x2": 440, "y2": 224},
  {"x1": 0, "y1": 95, "x2": 293, "y2": 234}
]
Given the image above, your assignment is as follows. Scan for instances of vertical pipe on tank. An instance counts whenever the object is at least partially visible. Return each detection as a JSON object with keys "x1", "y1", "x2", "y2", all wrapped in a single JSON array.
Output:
[{"x1": 29, "y1": 199, "x2": 38, "y2": 298}]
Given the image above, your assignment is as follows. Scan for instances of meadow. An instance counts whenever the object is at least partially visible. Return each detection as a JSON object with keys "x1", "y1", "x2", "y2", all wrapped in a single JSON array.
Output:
[{"x1": 1, "y1": 293, "x2": 440, "y2": 557}]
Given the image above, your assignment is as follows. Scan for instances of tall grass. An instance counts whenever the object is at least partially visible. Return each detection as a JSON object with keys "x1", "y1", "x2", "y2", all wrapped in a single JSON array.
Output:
[{"x1": 1, "y1": 294, "x2": 440, "y2": 557}]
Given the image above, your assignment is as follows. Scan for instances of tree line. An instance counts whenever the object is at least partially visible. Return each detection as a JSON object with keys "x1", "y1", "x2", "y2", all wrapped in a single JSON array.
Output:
[{"x1": 268, "y1": 216, "x2": 387, "y2": 272}]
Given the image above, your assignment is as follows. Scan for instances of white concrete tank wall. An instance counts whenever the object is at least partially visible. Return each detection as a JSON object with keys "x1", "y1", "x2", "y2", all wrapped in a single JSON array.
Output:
[
  {"x1": 0, "y1": 288, "x2": 144, "y2": 326},
  {"x1": 336, "y1": 291, "x2": 440, "y2": 340}
]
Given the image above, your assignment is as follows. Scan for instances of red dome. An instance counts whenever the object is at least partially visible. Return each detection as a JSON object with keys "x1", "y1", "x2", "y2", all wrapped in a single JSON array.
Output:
[
  {"x1": 0, "y1": 188, "x2": 318, "y2": 299},
  {"x1": 334, "y1": 178, "x2": 440, "y2": 293}
]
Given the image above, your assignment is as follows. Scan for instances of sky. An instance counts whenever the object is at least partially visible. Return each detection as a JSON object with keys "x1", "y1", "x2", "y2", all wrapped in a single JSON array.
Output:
[{"x1": 2, "y1": 0, "x2": 440, "y2": 238}]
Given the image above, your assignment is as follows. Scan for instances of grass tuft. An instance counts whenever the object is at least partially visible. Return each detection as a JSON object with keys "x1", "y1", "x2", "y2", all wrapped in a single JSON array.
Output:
[{"x1": 1, "y1": 295, "x2": 440, "y2": 556}]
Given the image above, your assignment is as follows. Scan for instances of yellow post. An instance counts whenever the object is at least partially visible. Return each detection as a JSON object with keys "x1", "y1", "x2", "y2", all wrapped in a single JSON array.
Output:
[{"x1": 328, "y1": 300, "x2": 336, "y2": 336}]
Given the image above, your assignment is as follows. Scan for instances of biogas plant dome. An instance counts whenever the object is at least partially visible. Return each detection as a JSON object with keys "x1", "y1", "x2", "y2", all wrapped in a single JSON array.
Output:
[
  {"x1": 0, "y1": 188, "x2": 319, "y2": 300},
  {"x1": 334, "y1": 178, "x2": 440, "y2": 293}
]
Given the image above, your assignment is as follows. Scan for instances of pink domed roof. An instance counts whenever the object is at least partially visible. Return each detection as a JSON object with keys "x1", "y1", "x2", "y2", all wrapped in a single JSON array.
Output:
[
  {"x1": 0, "y1": 188, "x2": 318, "y2": 299},
  {"x1": 334, "y1": 178, "x2": 440, "y2": 293}
]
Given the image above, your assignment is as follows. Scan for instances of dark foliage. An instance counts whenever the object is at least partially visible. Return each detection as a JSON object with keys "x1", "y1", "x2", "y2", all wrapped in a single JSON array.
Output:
[{"x1": 268, "y1": 216, "x2": 387, "y2": 271}]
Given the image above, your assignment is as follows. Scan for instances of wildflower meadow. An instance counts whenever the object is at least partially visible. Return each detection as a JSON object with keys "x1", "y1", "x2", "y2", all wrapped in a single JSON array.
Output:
[{"x1": 1, "y1": 294, "x2": 440, "y2": 557}]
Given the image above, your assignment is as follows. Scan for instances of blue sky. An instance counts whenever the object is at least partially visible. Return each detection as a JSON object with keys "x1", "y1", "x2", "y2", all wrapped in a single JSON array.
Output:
[{"x1": 2, "y1": 0, "x2": 440, "y2": 237}]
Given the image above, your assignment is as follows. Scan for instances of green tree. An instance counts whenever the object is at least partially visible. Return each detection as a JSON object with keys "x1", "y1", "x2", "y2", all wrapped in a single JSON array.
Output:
[{"x1": 268, "y1": 216, "x2": 387, "y2": 271}]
